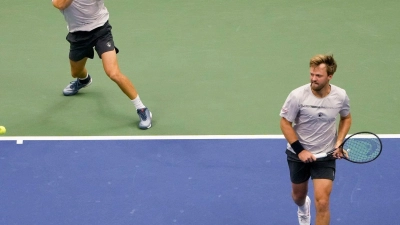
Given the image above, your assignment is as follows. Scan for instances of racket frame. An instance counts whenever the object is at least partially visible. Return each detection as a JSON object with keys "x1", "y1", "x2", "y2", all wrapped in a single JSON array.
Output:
[{"x1": 314, "y1": 131, "x2": 382, "y2": 163}]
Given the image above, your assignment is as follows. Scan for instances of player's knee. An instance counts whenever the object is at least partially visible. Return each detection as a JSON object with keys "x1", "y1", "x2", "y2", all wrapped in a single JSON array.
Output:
[
  {"x1": 292, "y1": 190, "x2": 308, "y2": 204},
  {"x1": 315, "y1": 198, "x2": 330, "y2": 212},
  {"x1": 293, "y1": 192, "x2": 307, "y2": 199},
  {"x1": 292, "y1": 186, "x2": 308, "y2": 200},
  {"x1": 105, "y1": 70, "x2": 121, "y2": 82}
]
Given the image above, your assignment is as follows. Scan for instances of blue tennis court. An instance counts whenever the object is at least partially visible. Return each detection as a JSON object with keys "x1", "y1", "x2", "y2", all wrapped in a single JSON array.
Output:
[{"x1": 0, "y1": 136, "x2": 399, "y2": 225}]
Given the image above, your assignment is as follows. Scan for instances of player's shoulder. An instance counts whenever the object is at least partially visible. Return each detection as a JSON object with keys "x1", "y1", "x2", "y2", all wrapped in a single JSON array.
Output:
[
  {"x1": 330, "y1": 84, "x2": 347, "y2": 96},
  {"x1": 290, "y1": 84, "x2": 310, "y2": 96},
  {"x1": 329, "y1": 84, "x2": 349, "y2": 103}
]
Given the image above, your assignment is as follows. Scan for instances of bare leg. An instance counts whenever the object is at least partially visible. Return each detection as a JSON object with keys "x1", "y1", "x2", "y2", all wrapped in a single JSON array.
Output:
[
  {"x1": 313, "y1": 179, "x2": 333, "y2": 225},
  {"x1": 101, "y1": 50, "x2": 138, "y2": 100},
  {"x1": 69, "y1": 57, "x2": 88, "y2": 78},
  {"x1": 100, "y1": 49, "x2": 151, "y2": 129},
  {"x1": 292, "y1": 181, "x2": 309, "y2": 206}
]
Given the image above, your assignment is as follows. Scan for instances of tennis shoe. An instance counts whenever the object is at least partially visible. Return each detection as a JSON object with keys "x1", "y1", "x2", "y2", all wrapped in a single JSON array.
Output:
[
  {"x1": 63, "y1": 75, "x2": 92, "y2": 96},
  {"x1": 137, "y1": 108, "x2": 152, "y2": 129},
  {"x1": 298, "y1": 196, "x2": 311, "y2": 225}
]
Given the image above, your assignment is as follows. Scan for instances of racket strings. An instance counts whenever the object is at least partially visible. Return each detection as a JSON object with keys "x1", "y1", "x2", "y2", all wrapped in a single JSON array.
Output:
[{"x1": 343, "y1": 137, "x2": 381, "y2": 162}]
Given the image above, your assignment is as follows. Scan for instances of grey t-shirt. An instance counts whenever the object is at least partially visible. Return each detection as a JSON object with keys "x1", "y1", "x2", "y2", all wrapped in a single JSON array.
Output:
[
  {"x1": 280, "y1": 84, "x2": 350, "y2": 154},
  {"x1": 57, "y1": 0, "x2": 109, "y2": 32}
]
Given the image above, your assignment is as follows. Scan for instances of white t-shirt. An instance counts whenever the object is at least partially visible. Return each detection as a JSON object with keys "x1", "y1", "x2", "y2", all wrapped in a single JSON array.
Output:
[
  {"x1": 58, "y1": 0, "x2": 109, "y2": 32},
  {"x1": 280, "y1": 84, "x2": 350, "y2": 154}
]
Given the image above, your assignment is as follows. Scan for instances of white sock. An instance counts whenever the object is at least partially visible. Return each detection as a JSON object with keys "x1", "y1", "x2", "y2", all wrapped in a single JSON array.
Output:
[
  {"x1": 79, "y1": 73, "x2": 89, "y2": 80},
  {"x1": 131, "y1": 95, "x2": 146, "y2": 110},
  {"x1": 298, "y1": 199, "x2": 309, "y2": 213}
]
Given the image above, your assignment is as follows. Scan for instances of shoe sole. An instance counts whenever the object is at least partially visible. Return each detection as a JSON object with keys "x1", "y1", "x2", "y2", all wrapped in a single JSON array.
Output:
[{"x1": 140, "y1": 124, "x2": 152, "y2": 130}]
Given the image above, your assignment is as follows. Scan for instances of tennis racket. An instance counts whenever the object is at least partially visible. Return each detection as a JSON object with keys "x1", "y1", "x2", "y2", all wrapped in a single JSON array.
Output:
[{"x1": 314, "y1": 131, "x2": 382, "y2": 163}]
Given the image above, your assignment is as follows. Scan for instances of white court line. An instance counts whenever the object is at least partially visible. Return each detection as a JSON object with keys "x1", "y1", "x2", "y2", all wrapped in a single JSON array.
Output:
[
  {"x1": 0, "y1": 135, "x2": 282, "y2": 142},
  {"x1": 0, "y1": 134, "x2": 399, "y2": 142}
]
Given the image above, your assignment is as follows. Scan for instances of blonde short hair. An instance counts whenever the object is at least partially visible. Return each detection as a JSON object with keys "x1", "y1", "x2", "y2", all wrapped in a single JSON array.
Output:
[{"x1": 309, "y1": 54, "x2": 337, "y2": 75}]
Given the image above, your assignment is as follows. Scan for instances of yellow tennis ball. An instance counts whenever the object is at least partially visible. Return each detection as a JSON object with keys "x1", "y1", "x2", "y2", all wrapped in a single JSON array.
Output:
[{"x1": 0, "y1": 126, "x2": 6, "y2": 135}]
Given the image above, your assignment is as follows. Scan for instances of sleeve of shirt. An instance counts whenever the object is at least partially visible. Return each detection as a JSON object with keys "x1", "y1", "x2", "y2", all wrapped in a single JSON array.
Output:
[
  {"x1": 339, "y1": 92, "x2": 350, "y2": 117},
  {"x1": 279, "y1": 91, "x2": 300, "y2": 123}
]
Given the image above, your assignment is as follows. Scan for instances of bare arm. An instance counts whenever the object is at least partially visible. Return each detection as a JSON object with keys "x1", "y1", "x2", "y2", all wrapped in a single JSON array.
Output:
[
  {"x1": 52, "y1": 0, "x2": 74, "y2": 10},
  {"x1": 333, "y1": 113, "x2": 352, "y2": 158},
  {"x1": 280, "y1": 117, "x2": 316, "y2": 162},
  {"x1": 280, "y1": 117, "x2": 296, "y2": 143},
  {"x1": 336, "y1": 113, "x2": 352, "y2": 144}
]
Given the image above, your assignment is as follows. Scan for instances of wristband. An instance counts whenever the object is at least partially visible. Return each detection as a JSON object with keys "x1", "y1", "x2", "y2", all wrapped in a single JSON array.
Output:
[{"x1": 290, "y1": 140, "x2": 304, "y2": 155}]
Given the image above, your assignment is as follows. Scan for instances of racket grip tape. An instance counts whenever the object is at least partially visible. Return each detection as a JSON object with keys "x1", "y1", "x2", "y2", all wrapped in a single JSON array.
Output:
[{"x1": 314, "y1": 152, "x2": 328, "y2": 158}]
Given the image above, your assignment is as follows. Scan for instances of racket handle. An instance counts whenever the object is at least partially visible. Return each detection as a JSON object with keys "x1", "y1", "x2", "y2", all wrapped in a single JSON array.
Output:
[{"x1": 314, "y1": 152, "x2": 328, "y2": 158}]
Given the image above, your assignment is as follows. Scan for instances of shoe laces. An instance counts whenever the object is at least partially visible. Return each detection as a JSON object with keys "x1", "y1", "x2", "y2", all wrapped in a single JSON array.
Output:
[
  {"x1": 137, "y1": 109, "x2": 147, "y2": 120},
  {"x1": 70, "y1": 79, "x2": 81, "y2": 88},
  {"x1": 299, "y1": 214, "x2": 309, "y2": 222}
]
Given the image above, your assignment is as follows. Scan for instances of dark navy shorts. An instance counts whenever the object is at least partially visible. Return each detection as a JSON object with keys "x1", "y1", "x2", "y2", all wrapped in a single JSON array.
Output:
[
  {"x1": 66, "y1": 21, "x2": 119, "y2": 61},
  {"x1": 286, "y1": 149, "x2": 336, "y2": 184}
]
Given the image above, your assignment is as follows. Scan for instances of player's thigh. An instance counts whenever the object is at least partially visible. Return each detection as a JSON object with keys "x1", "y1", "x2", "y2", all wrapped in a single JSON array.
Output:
[
  {"x1": 311, "y1": 161, "x2": 335, "y2": 206},
  {"x1": 287, "y1": 159, "x2": 311, "y2": 184},
  {"x1": 292, "y1": 181, "x2": 309, "y2": 198},
  {"x1": 93, "y1": 22, "x2": 121, "y2": 77},
  {"x1": 313, "y1": 179, "x2": 333, "y2": 197},
  {"x1": 100, "y1": 50, "x2": 120, "y2": 78},
  {"x1": 312, "y1": 179, "x2": 333, "y2": 208}
]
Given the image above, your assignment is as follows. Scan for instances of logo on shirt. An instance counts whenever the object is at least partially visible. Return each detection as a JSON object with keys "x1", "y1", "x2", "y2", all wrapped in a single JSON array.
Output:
[
  {"x1": 299, "y1": 104, "x2": 338, "y2": 109},
  {"x1": 106, "y1": 42, "x2": 111, "y2": 48}
]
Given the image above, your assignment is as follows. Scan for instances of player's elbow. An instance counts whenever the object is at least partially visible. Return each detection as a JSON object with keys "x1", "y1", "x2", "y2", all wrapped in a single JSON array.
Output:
[
  {"x1": 341, "y1": 113, "x2": 352, "y2": 123},
  {"x1": 52, "y1": 0, "x2": 70, "y2": 10},
  {"x1": 52, "y1": 3, "x2": 67, "y2": 10}
]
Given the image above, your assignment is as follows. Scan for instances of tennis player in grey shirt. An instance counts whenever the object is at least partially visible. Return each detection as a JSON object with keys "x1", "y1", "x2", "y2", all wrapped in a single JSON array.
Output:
[
  {"x1": 52, "y1": 0, "x2": 152, "y2": 129},
  {"x1": 280, "y1": 54, "x2": 352, "y2": 225}
]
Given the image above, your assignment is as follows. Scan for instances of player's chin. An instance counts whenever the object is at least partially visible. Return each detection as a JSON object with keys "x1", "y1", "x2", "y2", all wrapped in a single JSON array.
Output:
[{"x1": 311, "y1": 84, "x2": 321, "y2": 91}]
